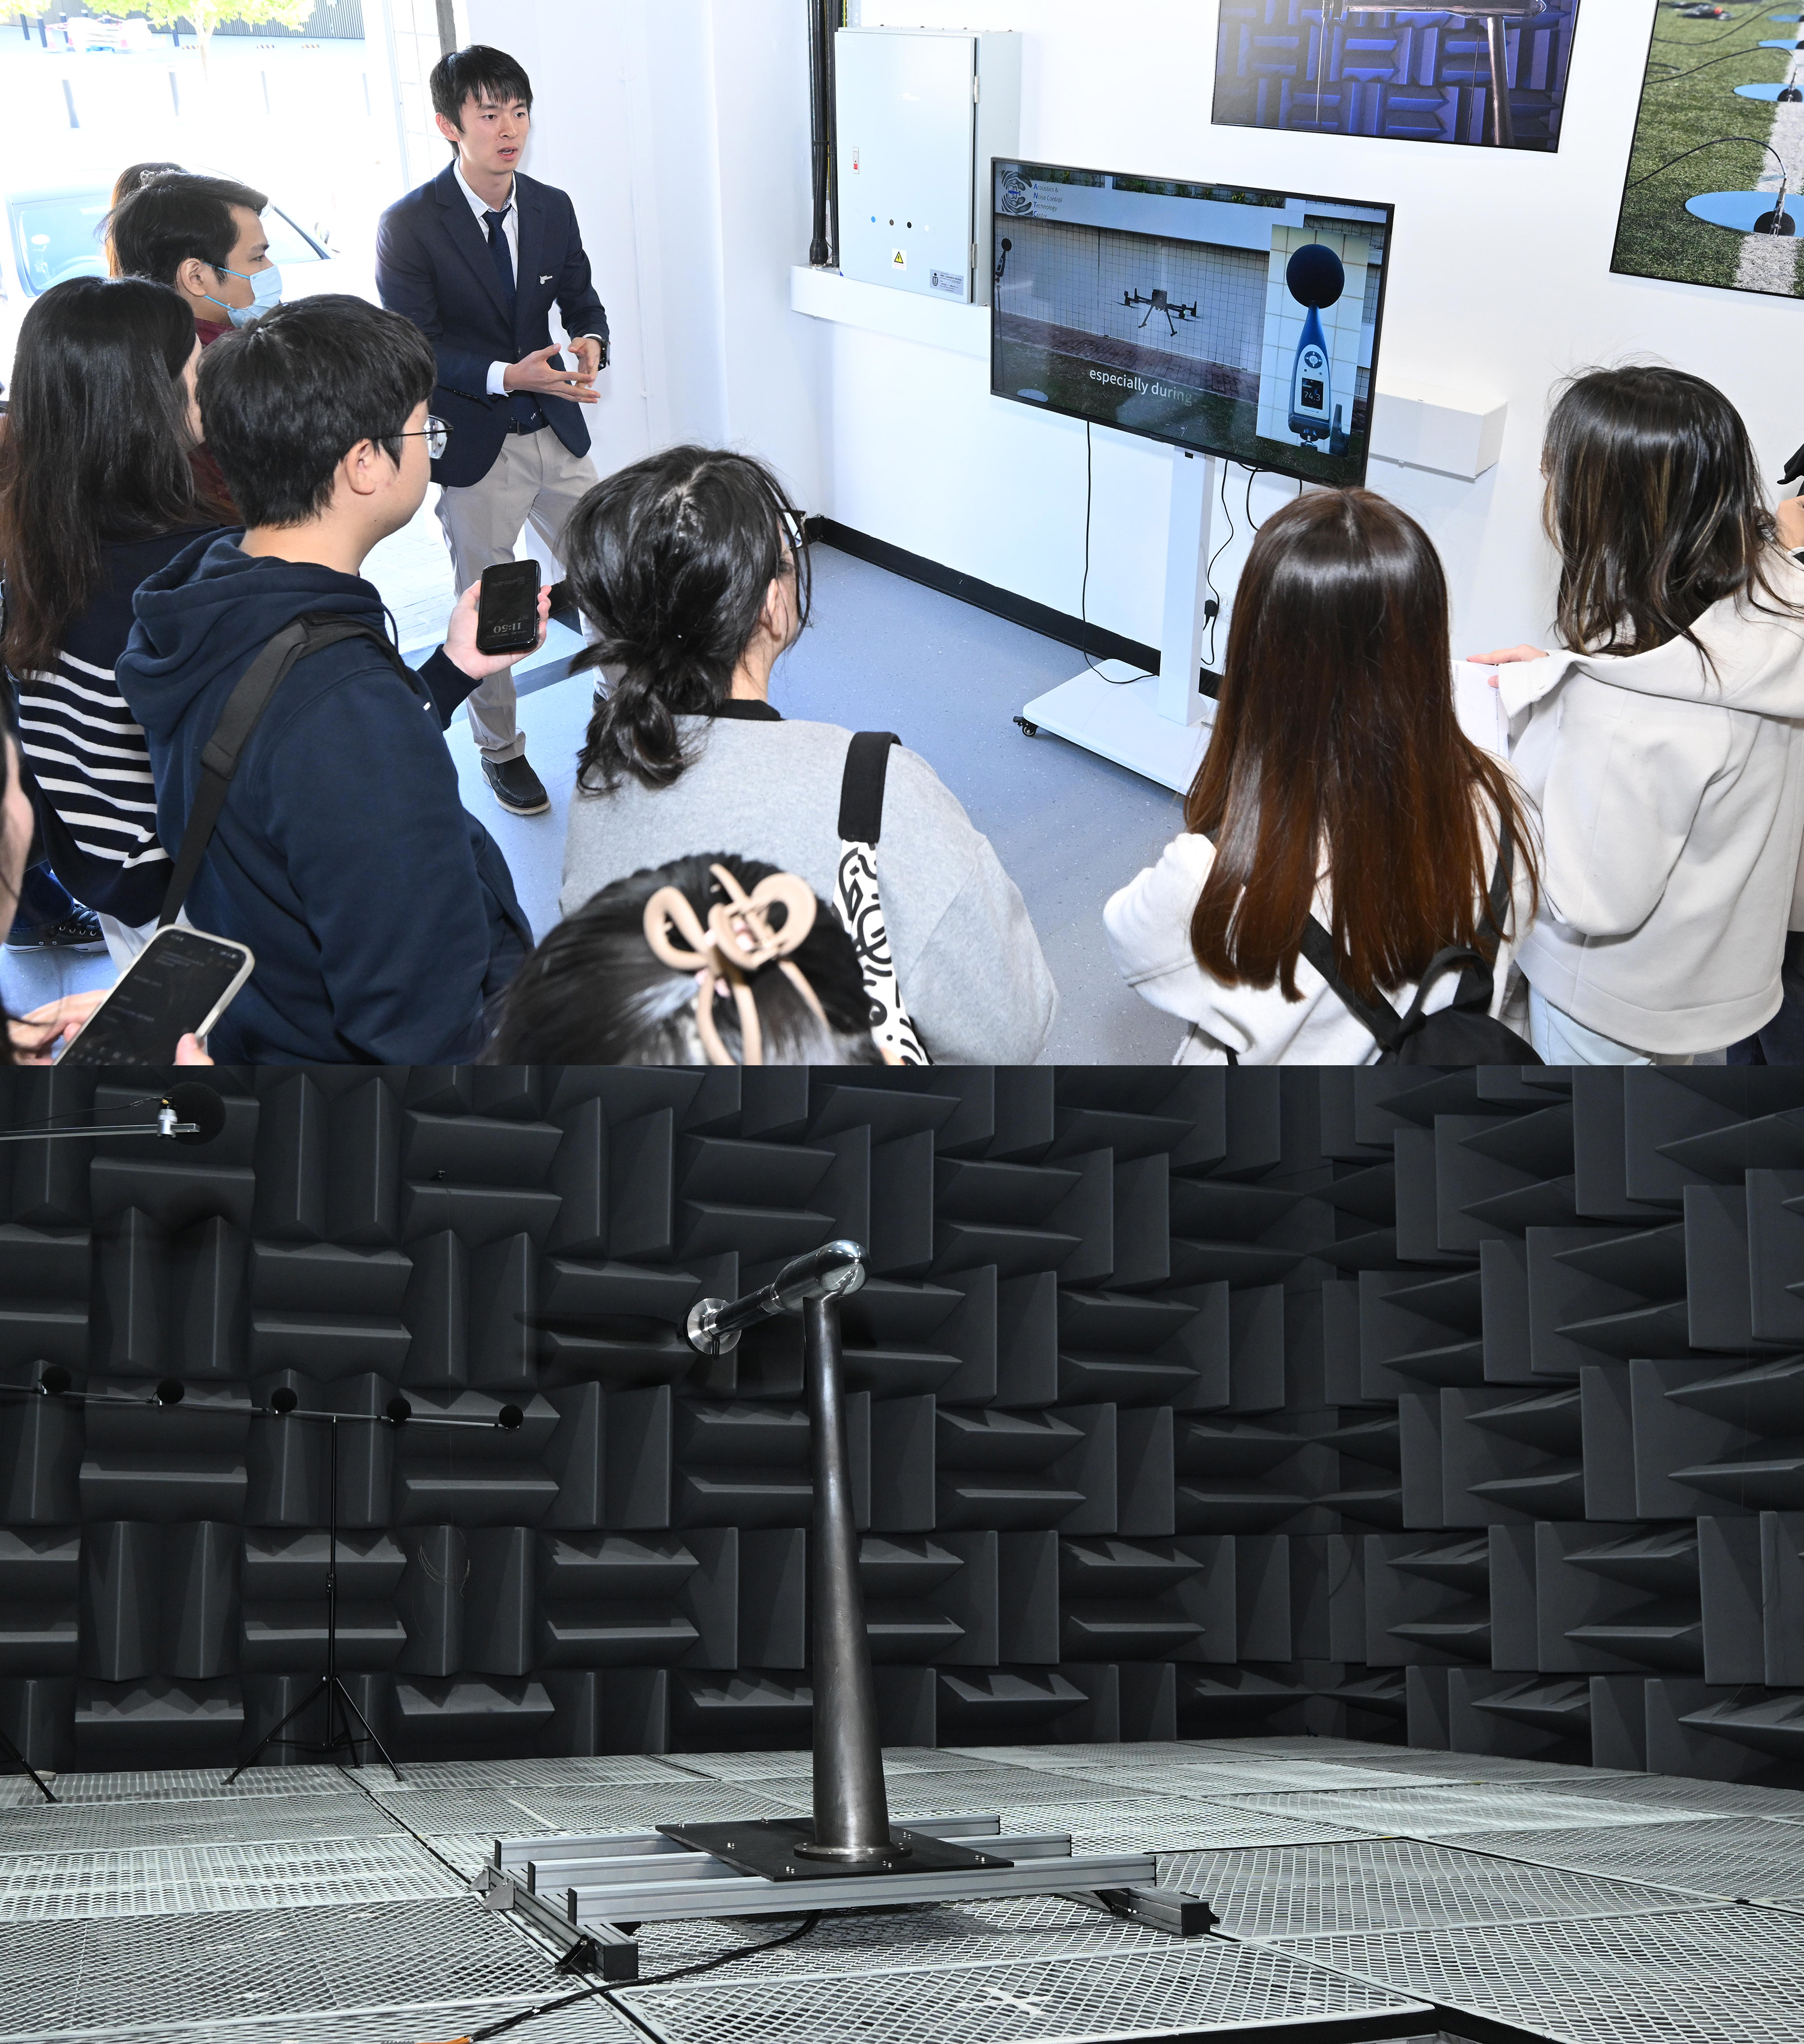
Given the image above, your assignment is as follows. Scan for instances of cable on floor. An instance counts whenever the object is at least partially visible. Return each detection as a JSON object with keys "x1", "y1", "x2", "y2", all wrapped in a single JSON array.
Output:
[{"x1": 435, "y1": 1912, "x2": 826, "y2": 2044}]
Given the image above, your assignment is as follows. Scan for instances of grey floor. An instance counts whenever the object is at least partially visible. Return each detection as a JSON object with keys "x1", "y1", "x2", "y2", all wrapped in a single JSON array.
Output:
[
  {"x1": 4, "y1": 512, "x2": 1183, "y2": 1062},
  {"x1": 8, "y1": 1736, "x2": 1804, "y2": 2044}
]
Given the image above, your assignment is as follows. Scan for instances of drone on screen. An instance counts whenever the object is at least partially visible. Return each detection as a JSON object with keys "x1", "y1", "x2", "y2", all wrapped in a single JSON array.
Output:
[{"x1": 1123, "y1": 287, "x2": 1197, "y2": 336}]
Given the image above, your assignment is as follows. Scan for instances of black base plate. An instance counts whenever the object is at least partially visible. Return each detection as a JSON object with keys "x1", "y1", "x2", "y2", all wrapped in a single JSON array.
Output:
[{"x1": 657, "y1": 1818, "x2": 1014, "y2": 1882}]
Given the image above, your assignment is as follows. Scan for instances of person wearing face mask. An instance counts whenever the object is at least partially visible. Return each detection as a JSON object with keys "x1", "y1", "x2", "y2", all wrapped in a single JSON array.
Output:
[
  {"x1": 0, "y1": 276, "x2": 229, "y2": 969},
  {"x1": 107, "y1": 172, "x2": 275, "y2": 517},
  {"x1": 107, "y1": 171, "x2": 282, "y2": 345}
]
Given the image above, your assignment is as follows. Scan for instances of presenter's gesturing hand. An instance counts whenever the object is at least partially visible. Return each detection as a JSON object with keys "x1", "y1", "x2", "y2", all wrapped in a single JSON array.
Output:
[
  {"x1": 503, "y1": 342, "x2": 601, "y2": 404},
  {"x1": 443, "y1": 580, "x2": 553, "y2": 680}
]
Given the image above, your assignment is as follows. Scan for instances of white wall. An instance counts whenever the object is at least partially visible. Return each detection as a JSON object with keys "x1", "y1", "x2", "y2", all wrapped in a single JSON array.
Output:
[
  {"x1": 813, "y1": 0, "x2": 1804, "y2": 655},
  {"x1": 460, "y1": 0, "x2": 823, "y2": 500},
  {"x1": 454, "y1": 0, "x2": 1802, "y2": 658}
]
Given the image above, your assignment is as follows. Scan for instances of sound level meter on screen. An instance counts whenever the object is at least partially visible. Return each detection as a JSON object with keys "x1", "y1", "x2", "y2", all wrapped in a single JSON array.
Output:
[{"x1": 991, "y1": 160, "x2": 1394, "y2": 487}]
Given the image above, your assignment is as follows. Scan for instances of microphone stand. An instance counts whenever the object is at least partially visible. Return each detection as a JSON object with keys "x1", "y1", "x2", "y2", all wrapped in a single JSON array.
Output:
[
  {"x1": 454, "y1": 1243, "x2": 1217, "y2": 1941},
  {"x1": 226, "y1": 1410, "x2": 400, "y2": 1784},
  {"x1": 0, "y1": 1723, "x2": 56, "y2": 1805},
  {"x1": 225, "y1": 1398, "x2": 525, "y2": 1786},
  {"x1": 661, "y1": 1241, "x2": 998, "y2": 1877}
]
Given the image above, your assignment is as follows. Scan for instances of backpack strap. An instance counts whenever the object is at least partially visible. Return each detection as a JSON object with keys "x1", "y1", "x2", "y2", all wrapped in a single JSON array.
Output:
[
  {"x1": 1296, "y1": 820, "x2": 1518, "y2": 1048},
  {"x1": 837, "y1": 731, "x2": 901, "y2": 844},
  {"x1": 158, "y1": 615, "x2": 402, "y2": 928},
  {"x1": 1294, "y1": 915, "x2": 1407, "y2": 1054}
]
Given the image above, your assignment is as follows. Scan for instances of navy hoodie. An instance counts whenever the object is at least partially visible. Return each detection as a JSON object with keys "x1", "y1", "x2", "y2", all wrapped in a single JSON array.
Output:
[{"x1": 116, "y1": 532, "x2": 530, "y2": 1063}]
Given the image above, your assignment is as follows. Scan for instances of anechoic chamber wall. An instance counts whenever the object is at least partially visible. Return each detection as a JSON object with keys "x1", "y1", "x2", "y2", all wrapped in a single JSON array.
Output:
[{"x1": 1, "y1": 1064, "x2": 1801, "y2": 1781}]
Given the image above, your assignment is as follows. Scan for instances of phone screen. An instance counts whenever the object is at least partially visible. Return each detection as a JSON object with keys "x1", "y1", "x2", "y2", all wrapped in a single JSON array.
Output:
[
  {"x1": 60, "y1": 928, "x2": 253, "y2": 1067},
  {"x1": 476, "y1": 558, "x2": 541, "y2": 653}
]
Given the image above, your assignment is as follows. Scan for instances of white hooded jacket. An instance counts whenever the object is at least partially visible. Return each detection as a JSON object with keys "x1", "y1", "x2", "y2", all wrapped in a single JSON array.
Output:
[{"x1": 1500, "y1": 554, "x2": 1804, "y2": 1054}]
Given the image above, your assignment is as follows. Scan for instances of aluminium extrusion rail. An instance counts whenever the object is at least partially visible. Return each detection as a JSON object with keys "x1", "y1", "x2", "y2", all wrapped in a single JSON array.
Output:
[{"x1": 493, "y1": 1812, "x2": 1214, "y2": 1932}]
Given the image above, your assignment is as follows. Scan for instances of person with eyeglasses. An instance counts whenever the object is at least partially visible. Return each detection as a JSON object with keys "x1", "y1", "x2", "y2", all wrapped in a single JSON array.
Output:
[{"x1": 113, "y1": 294, "x2": 543, "y2": 1062}]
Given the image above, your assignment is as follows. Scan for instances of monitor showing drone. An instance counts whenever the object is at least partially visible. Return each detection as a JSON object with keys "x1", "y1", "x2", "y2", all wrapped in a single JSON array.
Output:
[{"x1": 991, "y1": 160, "x2": 1393, "y2": 486}]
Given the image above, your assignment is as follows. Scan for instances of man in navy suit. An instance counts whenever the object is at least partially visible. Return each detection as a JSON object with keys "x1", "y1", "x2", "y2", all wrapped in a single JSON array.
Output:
[{"x1": 376, "y1": 44, "x2": 607, "y2": 816}]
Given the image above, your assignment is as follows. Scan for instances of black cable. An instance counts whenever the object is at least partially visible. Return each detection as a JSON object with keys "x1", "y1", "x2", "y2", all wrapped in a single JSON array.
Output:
[
  {"x1": 1625, "y1": 133, "x2": 1791, "y2": 187},
  {"x1": 1652, "y1": 8, "x2": 1781, "y2": 45},
  {"x1": 1645, "y1": 39, "x2": 1802, "y2": 85},
  {"x1": 1203, "y1": 458, "x2": 1237, "y2": 669},
  {"x1": 1080, "y1": 421, "x2": 1154, "y2": 687},
  {"x1": 461, "y1": 1912, "x2": 826, "y2": 2044}
]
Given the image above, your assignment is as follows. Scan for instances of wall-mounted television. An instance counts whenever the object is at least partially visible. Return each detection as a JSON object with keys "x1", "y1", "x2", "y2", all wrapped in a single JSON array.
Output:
[{"x1": 990, "y1": 159, "x2": 1394, "y2": 487}]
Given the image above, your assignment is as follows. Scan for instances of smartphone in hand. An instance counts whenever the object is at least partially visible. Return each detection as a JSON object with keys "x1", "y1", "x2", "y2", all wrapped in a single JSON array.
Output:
[
  {"x1": 59, "y1": 926, "x2": 253, "y2": 1068},
  {"x1": 475, "y1": 557, "x2": 543, "y2": 656}
]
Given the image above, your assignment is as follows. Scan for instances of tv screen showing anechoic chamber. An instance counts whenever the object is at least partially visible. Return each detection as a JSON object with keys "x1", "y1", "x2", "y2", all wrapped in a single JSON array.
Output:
[{"x1": 990, "y1": 160, "x2": 1394, "y2": 487}]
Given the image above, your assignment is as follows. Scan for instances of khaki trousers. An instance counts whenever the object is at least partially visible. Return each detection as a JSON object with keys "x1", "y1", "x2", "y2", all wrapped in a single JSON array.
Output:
[{"x1": 435, "y1": 427, "x2": 600, "y2": 759}]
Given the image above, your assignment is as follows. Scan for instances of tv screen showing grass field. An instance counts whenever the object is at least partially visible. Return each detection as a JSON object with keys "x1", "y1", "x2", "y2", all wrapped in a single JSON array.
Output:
[
  {"x1": 991, "y1": 163, "x2": 1393, "y2": 487},
  {"x1": 1611, "y1": 1, "x2": 1804, "y2": 298}
]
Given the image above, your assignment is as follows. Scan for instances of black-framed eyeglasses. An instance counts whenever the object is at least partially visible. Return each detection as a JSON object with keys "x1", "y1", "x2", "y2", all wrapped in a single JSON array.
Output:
[{"x1": 393, "y1": 416, "x2": 450, "y2": 459}]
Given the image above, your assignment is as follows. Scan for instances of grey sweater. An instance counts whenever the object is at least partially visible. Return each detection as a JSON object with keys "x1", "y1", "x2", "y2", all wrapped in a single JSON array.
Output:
[{"x1": 560, "y1": 706, "x2": 1059, "y2": 1064}]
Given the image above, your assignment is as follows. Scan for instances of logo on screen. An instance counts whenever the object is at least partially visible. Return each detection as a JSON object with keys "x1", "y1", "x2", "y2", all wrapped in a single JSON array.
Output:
[{"x1": 999, "y1": 170, "x2": 1035, "y2": 217}]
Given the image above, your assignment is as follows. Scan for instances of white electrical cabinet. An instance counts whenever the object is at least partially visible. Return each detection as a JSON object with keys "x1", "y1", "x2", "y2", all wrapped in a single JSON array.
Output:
[{"x1": 835, "y1": 26, "x2": 1021, "y2": 307}]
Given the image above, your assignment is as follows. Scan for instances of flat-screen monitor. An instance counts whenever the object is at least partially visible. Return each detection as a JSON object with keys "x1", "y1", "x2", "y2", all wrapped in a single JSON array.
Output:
[{"x1": 990, "y1": 160, "x2": 1394, "y2": 487}]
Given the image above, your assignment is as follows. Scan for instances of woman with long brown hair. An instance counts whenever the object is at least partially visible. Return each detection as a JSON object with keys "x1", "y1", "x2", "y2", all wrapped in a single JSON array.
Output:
[
  {"x1": 0, "y1": 274, "x2": 228, "y2": 969},
  {"x1": 1479, "y1": 366, "x2": 1804, "y2": 1064},
  {"x1": 1104, "y1": 487, "x2": 1537, "y2": 1064}
]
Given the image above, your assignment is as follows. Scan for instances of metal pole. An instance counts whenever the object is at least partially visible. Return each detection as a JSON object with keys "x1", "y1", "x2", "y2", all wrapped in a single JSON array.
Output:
[
  {"x1": 797, "y1": 1291, "x2": 894, "y2": 1862},
  {"x1": 806, "y1": 0, "x2": 833, "y2": 266},
  {"x1": 325, "y1": 1414, "x2": 341, "y2": 1756},
  {"x1": 1485, "y1": 16, "x2": 1515, "y2": 148}
]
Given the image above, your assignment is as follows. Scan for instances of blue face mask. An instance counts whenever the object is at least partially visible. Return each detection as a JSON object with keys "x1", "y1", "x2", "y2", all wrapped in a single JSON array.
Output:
[{"x1": 203, "y1": 263, "x2": 282, "y2": 327}]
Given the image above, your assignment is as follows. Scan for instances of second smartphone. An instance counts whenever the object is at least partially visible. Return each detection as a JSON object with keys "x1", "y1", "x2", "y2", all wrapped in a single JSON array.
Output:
[{"x1": 475, "y1": 558, "x2": 543, "y2": 655}]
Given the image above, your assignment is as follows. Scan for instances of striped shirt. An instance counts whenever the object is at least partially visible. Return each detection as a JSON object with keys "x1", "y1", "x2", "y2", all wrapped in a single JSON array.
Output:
[{"x1": 9, "y1": 526, "x2": 218, "y2": 925}]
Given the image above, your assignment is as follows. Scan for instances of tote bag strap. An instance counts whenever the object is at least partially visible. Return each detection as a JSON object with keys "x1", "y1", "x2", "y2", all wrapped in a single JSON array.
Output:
[{"x1": 833, "y1": 730, "x2": 931, "y2": 1065}]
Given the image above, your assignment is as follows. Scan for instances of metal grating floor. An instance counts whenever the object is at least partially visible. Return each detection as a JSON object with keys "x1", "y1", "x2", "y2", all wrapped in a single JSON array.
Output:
[
  {"x1": 1209, "y1": 1783, "x2": 1752, "y2": 1835},
  {"x1": 672, "y1": 1748, "x2": 998, "y2": 1779},
  {"x1": 0, "y1": 1998, "x2": 648, "y2": 2044},
  {"x1": 0, "y1": 1836, "x2": 458, "y2": 1920},
  {"x1": 37, "y1": 1768, "x2": 351, "y2": 1803},
  {"x1": 1433, "y1": 1817, "x2": 1804, "y2": 1902},
  {"x1": 346, "y1": 1754, "x2": 698, "y2": 1790},
  {"x1": 0, "y1": 1895, "x2": 557, "y2": 2042},
  {"x1": 365, "y1": 1779, "x2": 811, "y2": 1836},
  {"x1": 1532, "y1": 1774, "x2": 1804, "y2": 1822},
  {"x1": 1155, "y1": 1838, "x2": 1700, "y2": 1942},
  {"x1": 1269, "y1": 1908, "x2": 1804, "y2": 2044},
  {"x1": 8, "y1": 1740, "x2": 1802, "y2": 2044},
  {"x1": 0, "y1": 1795, "x2": 409, "y2": 1852},
  {"x1": 615, "y1": 1938, "x2": 1430, "y2": 2044},
  {"x1": 1046, "y1": 1759, "x2": 1455, "y2": 1794}
]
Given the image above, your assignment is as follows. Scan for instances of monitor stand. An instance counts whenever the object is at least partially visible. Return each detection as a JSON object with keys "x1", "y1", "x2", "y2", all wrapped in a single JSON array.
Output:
[{"x1": 1016, "y1": 444, "x2": 1218, "y2": 794}]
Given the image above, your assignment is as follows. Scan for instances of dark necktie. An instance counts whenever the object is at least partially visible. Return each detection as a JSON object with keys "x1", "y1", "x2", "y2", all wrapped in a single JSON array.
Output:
[
  {"x1": 483, "y1": 206, "x2": 541, "y2": 430},
  {"x1": 482, "y1": 207, "x2": 517, "y2": 317}
]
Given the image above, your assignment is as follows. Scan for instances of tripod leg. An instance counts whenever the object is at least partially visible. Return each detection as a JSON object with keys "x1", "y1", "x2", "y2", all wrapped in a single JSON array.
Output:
[
  {"x1": 0, "y1": 1722, "x2": 56, "y2": 1804},
  {"x1": 224, "y1": 1678, "x2": 330, "y2": 1786},
  {"x1": 331, "y1": 1677, "x2": 403, "y2": 1783}
]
